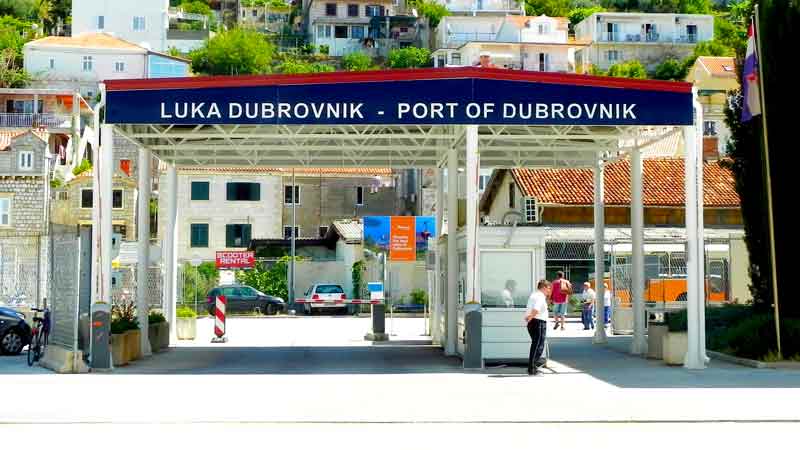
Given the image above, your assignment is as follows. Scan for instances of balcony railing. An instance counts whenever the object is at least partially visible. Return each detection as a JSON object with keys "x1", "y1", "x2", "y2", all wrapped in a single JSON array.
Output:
[
  {"x1": 600, "y1": 31, "x2": 702, "y2": 44},
  {"x1": 446, "y1": 0, "x2": 521, "y2": 13},
  {"x1": 0, "y1": 113, "x2": 71, "y2": 129},
  {"x1": 442, "y1": 32, "x2": 497, "y2": 48}
]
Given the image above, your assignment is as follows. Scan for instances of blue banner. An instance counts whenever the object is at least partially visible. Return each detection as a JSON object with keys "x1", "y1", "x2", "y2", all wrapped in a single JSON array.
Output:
[{"x1": 105, "y1": 76, "x2": 693, "y2": 126}]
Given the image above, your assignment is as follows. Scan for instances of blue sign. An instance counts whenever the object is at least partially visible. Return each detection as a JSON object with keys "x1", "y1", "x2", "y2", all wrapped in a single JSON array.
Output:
[{"x1": 104, "y1": 69, "x2": 693, "y2": 126}]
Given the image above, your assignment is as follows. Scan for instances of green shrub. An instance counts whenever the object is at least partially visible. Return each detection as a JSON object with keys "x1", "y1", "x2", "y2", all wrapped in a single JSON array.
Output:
[
  {"x1": 110, "y1": 316, "x2": 139, "y2": 334},
  {"x1": 410, "y1": 289, "x2": 427, "y2": 305},
  {"x1": 148, "y1": 311, "x2": 166, "y2": 324},
  {"x1": 341, "y1": 52, "x2": 373, "y2": 71},
  {"x1": 176, "y1": 306, "x2": 197, "y2": 319},
  {"x1": 714, "y1": 314, "x2": 800, "y2": 360},
  {"x1": 72, "y1": 159, "x2": 92, "y2": 176},
  {"x1": 388, "y1": 47, "x2": 431, "y2": 69},
  {"x1": 665, "y1": 310, "x2": 688, "y2": 332}
]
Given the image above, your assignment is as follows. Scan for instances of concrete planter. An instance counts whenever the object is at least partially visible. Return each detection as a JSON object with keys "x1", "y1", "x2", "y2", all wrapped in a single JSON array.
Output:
[
  {"x1": 647, "y1": 324, "x2": 669, "y2": 359},
  {"x1": 148, "y1": 322, "x2": 171, "y2": 351},
  {"x1": 662, "y1": 331, "x2": 688, "y2": 365},
  {"x1": 176, "y1": 317, "x2": 196, "y2": 340},
  {"x1": 111, "y1": 333, "x2": 128, "y2": 367},
  {"x1": 125, "y1": 329, "x2": 141, "y2": 362}
]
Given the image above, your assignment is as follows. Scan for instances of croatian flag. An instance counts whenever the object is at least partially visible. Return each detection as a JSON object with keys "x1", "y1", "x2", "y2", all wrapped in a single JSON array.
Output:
[{"x1": 742, "y1": 23, "x2": 762, "y2": 122}]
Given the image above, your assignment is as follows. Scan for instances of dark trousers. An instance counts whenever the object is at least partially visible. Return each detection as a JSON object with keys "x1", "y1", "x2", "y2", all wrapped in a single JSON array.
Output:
[
  {"x1": 527, "y1": 319, "x2": 547, "y2": 373},
  {"x1": 581, "y1": 304, "x2": 594, "y2": 329}
]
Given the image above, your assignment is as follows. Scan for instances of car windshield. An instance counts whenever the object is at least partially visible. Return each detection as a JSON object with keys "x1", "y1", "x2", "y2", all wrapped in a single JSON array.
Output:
[{"x1": 316, "y1": 285, "x2": 344, "y2": 294}]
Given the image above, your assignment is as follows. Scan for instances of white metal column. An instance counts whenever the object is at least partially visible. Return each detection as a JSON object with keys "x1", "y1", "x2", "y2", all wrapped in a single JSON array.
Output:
[
  {"x1": 593, "y1": 152, "x2": 608, "y2": 344},
  {"x1": 465, "y1": 125, "x2": 480, "y2": 305},
  {"x1": 90, "y1": 125, "x2": 114, "y2": 366},
  {"x1": 433, "y1": 167, "x2": 444, "y2": 345},
  {"x1": 630, "y1": 142, "x2": 646, "y2": 355},
  {"x1": 165, "y1": 164, "x2": 179, "y2": 344},
  {"x1": 137, "y1": 147, "x2": 152, "y2": 356},
  {"x1": 445, "y1": 143, "x2": 458, "y2": 355},
  {"x1": 684, "y1": 91, "x2": 706, "y2": 369}
]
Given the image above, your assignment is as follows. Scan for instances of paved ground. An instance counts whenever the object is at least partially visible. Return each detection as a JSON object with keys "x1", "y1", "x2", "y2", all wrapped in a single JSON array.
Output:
[{"x1": 2, "y1": 316, "x2": 799, "y2": 445}]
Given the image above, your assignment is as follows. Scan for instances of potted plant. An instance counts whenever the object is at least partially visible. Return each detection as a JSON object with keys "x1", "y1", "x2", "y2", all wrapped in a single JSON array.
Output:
[
  {"x1": 148, "y1": 310, "x2": 169, "y2": 352},
  {"x1": 124, "y1": 318, "x2": 142, "y2": 362},
  {"x1": 176, "y1": 306, "x2": 197, "y2": 340},
  {"x1": 110, "y1": 317, "x2": 130, "y2": 367},
  {"x1": 662, "y1": 311, "x2": 688, "y2": 365}
]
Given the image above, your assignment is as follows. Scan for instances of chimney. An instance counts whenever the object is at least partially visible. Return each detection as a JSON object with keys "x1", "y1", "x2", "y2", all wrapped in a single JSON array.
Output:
[{"x1": 702, "y1": 136, "x2": 720, "y2": 160}]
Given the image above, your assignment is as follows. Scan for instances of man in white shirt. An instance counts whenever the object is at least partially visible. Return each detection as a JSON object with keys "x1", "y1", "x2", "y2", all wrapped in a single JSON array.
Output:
[
  {"x1": 581, "y1": 281, "x2": 595, "y2": 330},
  {"x1": 501, "y1": 279, "x2": 517, "y2": 308},
  {"x1": 525, "y1": 279, "x2": 552, "y2": 376}
]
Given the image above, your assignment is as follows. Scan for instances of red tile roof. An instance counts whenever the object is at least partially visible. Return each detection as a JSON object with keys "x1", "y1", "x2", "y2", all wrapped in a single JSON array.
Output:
[
  {"x1": 510, "y1": 158, "x2": 739, "y2": 207},
  {"x1": 177, "y1": 167, "x2": 393, "y2": 176},
  {"x1": 0, "y1": 130, "x2": 48, "y2": 151},
  {"x1": 697, "y1": 56, "x2": 737, "y2": 79}
]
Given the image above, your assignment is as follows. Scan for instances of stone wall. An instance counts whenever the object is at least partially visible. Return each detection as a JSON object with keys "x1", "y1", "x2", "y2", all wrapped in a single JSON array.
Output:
[{"x1": 0, "y1": 176, "x2": 46, "y2": 235}]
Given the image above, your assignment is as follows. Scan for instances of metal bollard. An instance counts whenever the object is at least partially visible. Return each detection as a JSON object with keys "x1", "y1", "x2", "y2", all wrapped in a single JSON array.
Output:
[
  {"x1": 463, "y1": 309, "x2": 483, "y2": 369},
  {"x1": 364, "y1": 303, "x2": 388, "y2": 341}
]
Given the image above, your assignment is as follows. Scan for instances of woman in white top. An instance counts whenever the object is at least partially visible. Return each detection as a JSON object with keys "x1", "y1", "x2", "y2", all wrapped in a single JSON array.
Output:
[{"x1": 525, "y1": 279, "x2": 552, "y2": 376}]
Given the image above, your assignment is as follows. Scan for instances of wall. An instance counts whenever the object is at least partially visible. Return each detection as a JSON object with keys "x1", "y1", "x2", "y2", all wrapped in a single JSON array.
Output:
[
  {"x1": 435, "y1": 16, "x2": 505, "y2": 49},
  {"x1": 582, "y1": 42, "x2": 697, "y2": 71},
  {"x1": 163, "y1": 172, "x2": 283, "y2": 261},
  {"x1": 0, "y1": 178, "x2": 46, "y2": 235},
  {"x1": 24, "y1": 47, "x2": 146, "y2": 97},
  {"x1": 148, "y1": 54, "x2": 189, "y2": 78},
  {"x1": 0, "y1": 133, "x2": 48, "y2": 176},
  {"x1": 437, "y1": 0, "x2": 523, "y2": 14},
  {"x1": 71, "y1": 0, "x2": 168, "y2": 52},
  {"x1": 281, "y1": 175, "x2": 398, "y2": 238},
  {"x1": 292, "y1": 260, "x2": 349, "y2": 301},
  {"x1": 575, "y1": 13, "x2": 714, "y2": 43},
  {"x1": 496, "y1": 17, "x2": 568, "y2": 44},
  {"x1": 50, "y1": 176, "x2": 138, "y2": 239}
]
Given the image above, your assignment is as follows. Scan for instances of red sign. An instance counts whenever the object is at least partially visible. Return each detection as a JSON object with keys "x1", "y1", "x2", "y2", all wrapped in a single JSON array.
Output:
[{"x1": 215, "y1": 251, "x2": 255, "y2": 269}]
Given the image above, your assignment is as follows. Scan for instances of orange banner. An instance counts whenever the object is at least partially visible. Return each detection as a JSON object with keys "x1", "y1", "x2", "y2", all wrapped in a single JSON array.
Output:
[{"x1": 389, "y1": 216, "x2": 416, "y2": 261}]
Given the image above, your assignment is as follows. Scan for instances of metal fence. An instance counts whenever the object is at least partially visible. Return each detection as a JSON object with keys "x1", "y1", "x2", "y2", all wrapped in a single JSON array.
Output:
[{"x1": 0, "y1": 232, "x2": 46, "y2": 308}]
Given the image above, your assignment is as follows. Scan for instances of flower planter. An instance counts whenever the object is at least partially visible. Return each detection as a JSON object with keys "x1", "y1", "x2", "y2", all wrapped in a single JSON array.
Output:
[
  {"x1": 125, "y1": 329, "x2": 142, "y2": 362},
  {"x1": 662, "y1": 331, "x2": 688, "y2": 365},
  {"x1": 111, "y1": 333, "x2": 128, "y2": 367},
  {"x1": 159, "y1": 322, "x2": 170, "y2": 349},
  {"x1": 176, "y1": 317, "x2": 196, "y2": 340},
  {"x1": 148, "y1": 323, "x2": 161, "y2": 353}
]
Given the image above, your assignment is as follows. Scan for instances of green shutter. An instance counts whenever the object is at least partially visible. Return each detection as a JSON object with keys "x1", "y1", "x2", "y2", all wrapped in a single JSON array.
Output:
[
  {"x1": 226, "y1": 183, "x2": 235, "y2": 201},
  {"x1": 191, "y1": 182, "x2": 209, "y2": 200},
  {"x1": 251, "y1": 183, "x2": 260, "y2": 201},
  {"x1": 191, "y1": 224, "x2": 208, "y2": 247},
  {"x1": 243, "y1": 224, "x2": 252, "y2": 247},
  {"x1": 225, "y1": 224, "x2": 234, "y2": 247}
]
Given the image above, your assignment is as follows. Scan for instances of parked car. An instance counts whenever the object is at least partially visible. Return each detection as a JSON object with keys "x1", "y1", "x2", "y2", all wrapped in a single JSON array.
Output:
[
  {"x1": 206, "y1": 285, "x2": 285, "y2": 316},
  {"x1": 301, "y1": 283, "x2": 348, "y2": 315},
  {"x1": 0, "y1": 307, "x2": 32, "y2": 355}
]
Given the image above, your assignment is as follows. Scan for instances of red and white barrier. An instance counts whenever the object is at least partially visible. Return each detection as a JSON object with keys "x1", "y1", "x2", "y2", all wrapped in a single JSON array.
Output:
[
  {"x1": 294, "y1": 298, "x2": 383, "y2": 304},
  {"x1": 212, "y1": 295, "x2": 227, "y2": 343}
]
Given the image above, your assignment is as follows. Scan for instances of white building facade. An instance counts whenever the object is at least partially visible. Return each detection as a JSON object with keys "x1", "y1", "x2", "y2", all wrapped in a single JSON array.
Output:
[
  {"x1": 574, "y1": 12, "x2": 714, "y2": 72},
  {"x1": 160, "y1": 170, "x2": 284, "y2": 262},
  {"x1": 24, "y1": 33, "x2": 189, "y2": 100},
  {"x1": 305, "y1": 0, "x2": 399, "y2": 56},
  {"x1": 435, "y1": 0, "x2": 523, "y2": 15},
  {"x1": 72, "y1": 0, "x2": 170, "y2": 52},
  {"x1": 432, "y1": 15, "x2": 577, "y2": 72}
]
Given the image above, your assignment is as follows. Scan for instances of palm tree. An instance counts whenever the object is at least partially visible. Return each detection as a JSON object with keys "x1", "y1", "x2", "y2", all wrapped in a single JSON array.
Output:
[{"x1": 33, "y1": 0, "x2": 53, "y2": 36}]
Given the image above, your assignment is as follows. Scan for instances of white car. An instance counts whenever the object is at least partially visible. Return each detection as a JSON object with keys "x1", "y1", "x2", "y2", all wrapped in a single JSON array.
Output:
[{"x1": 301, "y1": 283, "x2": 348, "y2": 315}]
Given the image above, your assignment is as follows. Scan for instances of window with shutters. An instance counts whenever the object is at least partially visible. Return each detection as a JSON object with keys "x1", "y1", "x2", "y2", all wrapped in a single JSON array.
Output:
[
  {"x1": 190, "y1": 223, "x2": 209, "y2": 248},
  {"x1": 112, "y1": 189, "x2": 123, "y2": 209},
  {"x1": 524, "y1": 197, "x2": 538, "y2": 223},
  {"x1": 81, "y1": 189, "x2": 93, "y2": 208},
  {"x1": 284, "y1": 185, "x2": 300, "y2": 205},
  {"x1": 191, "y1": 181, "x2": 210, "y2": 200},
  {"x1": 226, "y1": 224, "x2": 252, "y2": 248},
  {"x1": 226, "y1": 182, "x2": 260, "y2": 201},
  {"x1": 18, "y1": 151, "x2": 33, "y2": 171}
]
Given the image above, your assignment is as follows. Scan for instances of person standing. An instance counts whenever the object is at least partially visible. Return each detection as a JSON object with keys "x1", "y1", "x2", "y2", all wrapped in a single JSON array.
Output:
[
  {"x1": 581, "y1": 281, "x2": 595, "y2": 330},
  {"x1": 502, "y1": 279, "x2": 517, "y2": 308},
  {"x1": 525, "y1": 279, "x2": 551, "y2": 376},
  {"x1": 603, "y1": 282, "x2": 612, "y2": 326},
  {"x1": 550, "y1": 271, "x2": 571, "y2": 330}
]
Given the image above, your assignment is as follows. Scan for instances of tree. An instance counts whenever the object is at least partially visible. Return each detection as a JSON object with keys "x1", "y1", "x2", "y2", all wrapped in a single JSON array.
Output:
[
  {"x1": 189, "y1": 28, "x2": 275, "y2": 75},
  {"x1": 568, "y1": 6, "x2": 605, "y2": 28},
  {"x1": 388, "y1": 47, "x2": 430, "y2": 69},
  {"x1": 279, "y1": 59, "x2": 335, "y2": 74},
  {"x1": 0, "y1": 0, "x2": 33, "y2": 17},
  {"x1": 236, "y1": 257, "x2": 297, "y2": 301},
  {"x1": 0, "y1": 48, "x2": 29, "y2": 88},
  {"x1": 524, "y1": 0, "x2": 571, "y2": 17},
  {"x1": 606, "y1": 60, "x2": 647, "y2": 78},
  {"x1": 653, "y1": 58, "x2": 686, "y2": 80},
  {"x1": 178, "y1": 1, "x2": 218, "y2": 31},
  {"x1": 408, "y1": 0, "x2": 450, "y2": 28},
  {"x1": 341, "y1": 51, "x2": 373, "y2": 71},
  {"x1": 32, "y1": 0, "x2": 52, "y2": 35}
]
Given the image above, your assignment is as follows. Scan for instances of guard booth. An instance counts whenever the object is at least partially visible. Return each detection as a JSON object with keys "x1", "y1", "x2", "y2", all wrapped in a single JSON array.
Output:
[{"x1": 86, "y1": 68, "x2": 708, "y2": 370}]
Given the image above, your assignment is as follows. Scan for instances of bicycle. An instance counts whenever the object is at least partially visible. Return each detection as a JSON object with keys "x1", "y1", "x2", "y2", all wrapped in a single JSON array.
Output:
[{"x1": 27, "y1": 307, "x2": 50, "y2": 367}]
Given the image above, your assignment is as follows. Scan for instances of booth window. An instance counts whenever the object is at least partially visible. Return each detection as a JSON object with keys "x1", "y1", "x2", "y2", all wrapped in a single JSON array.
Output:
[
  {"x1": 227, "y1": 182, "x2": 260, "y2": 201},
  {"x1": 480, "y1": 251, "x2": 533, "y2": 308},
  {"x1": 191, "y1": 181, "x2": 210, "y2": 200},
  {"x1": 190, "y1": 224, "x2": 209, "y2": 248},
  {"x1": 226, "y1": 224, "x2": 252, "y2": 248}
]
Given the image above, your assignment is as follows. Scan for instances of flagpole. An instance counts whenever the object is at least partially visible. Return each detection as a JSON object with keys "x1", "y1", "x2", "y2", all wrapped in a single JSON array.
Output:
[{"x1": 753, "y1": 5, "x2": 782, "y2": 357}]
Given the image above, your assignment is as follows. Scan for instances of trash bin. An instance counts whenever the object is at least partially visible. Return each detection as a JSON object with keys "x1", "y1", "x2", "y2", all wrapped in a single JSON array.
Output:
[{"x1": 647, "y1": 309, "x2": 668, "y2": 360}]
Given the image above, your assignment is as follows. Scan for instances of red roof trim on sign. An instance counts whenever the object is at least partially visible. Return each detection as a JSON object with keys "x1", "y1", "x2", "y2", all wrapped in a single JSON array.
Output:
[{"x1": 104, "y1": 67, "x2": 692, "y2": 94}]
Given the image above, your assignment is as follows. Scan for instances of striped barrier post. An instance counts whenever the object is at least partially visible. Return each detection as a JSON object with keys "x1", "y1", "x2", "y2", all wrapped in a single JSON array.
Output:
[{"x1": 211, "y1": 295, "x2": 228, "y2": 343}]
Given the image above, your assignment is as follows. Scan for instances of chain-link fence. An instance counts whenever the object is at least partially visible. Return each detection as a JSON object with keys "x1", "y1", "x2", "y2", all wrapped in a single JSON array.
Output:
[{"x1": 0, "y1": 232, "x2": 46, "y2": 308}]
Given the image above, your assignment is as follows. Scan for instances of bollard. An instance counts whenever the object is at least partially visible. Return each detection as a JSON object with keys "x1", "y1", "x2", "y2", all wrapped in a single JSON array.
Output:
[
  {"x1": 211, "y1": 295, "x2": 228, "y2": 343},
  {"x1": 364, "y1": 303, "x2": 388, "y2": 341},
  {"x1": 463, "y1": 309, "x2": 483, "y2": 369}
]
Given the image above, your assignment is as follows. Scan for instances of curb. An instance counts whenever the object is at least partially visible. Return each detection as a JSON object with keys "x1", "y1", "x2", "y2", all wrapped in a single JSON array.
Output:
[{"x1": 708, "y1": 350, "x2": 767, "y2": 369}]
